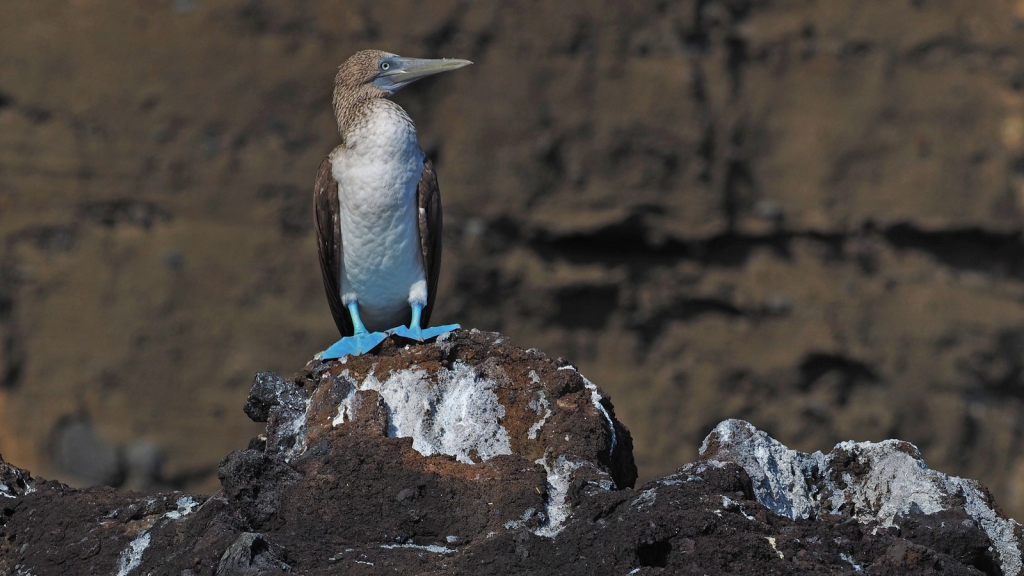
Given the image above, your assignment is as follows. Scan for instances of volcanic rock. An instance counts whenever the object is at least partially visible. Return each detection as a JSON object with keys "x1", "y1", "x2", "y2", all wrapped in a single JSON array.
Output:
[{"x1": 0, "y1": 330, "x2": 1021, "y2": 575}]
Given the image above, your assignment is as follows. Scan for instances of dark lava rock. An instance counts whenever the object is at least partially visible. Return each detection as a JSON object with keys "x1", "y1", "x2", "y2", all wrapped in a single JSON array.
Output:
[
  {"x1": 0, "y1": 330, "x2": 1021, "y2": 574},
  {"x1": 216, "y1": 532, "x2": 291, "y2": 575},
  {"x1": 243, "y1": 371, "x2": 307, "y2": 423}
]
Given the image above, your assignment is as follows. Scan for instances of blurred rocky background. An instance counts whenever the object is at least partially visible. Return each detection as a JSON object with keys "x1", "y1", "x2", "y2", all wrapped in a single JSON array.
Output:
[{"x1": 4, "y1": 0, "x2": 1024, "y2": 518}]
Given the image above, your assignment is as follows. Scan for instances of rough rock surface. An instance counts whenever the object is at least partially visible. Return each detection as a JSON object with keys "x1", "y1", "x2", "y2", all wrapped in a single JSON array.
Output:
[
  {"x1": 1, "y1": 332, "x2": 1021, "y2": 575},
  {"x1": 6, "y1": 0, "x2": 1024, "y2": 522},
  {"x1": 703, "y1": 419, "x2": 1024, "y2": 576}
]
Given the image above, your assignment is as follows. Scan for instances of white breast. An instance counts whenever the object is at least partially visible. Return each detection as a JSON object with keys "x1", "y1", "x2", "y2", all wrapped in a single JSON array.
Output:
[{"x1": 331, "y1": 99, "x2": 427, "y2": 331}]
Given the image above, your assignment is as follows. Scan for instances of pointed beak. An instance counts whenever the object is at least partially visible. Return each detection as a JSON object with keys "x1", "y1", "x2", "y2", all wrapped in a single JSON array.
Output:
[{"x1": 373, "y1": 57, "x2": 472, "y2": 92}]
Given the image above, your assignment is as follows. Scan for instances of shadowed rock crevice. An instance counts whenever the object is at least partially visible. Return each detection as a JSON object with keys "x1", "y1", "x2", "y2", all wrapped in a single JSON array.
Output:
[
  {"x1": 636, "y1": 538, "x2": 672, "y2": 567},
  {"x1": 528, "y1": 219, "x2": 1024, "y2": 278},
  {"x1": 550, "y1": 285, "x2": 619, "y2": 330},
  {"x1": 798, "y1": 353, "x2": 879, "y2": 405},
  {"x1": 883, "y1": 225, "x2": 1024, "y2": 279},
  {"x1": 1, "y1": 332, "x2": 21, "y2": 390},
  {"x1": 526, "y1": 221, "x2": 829, "y2": 268},
  {"x1": 0, "y1": 260, "x2": 22, "y2": 391},
  {"x1": 959, "y1": 329, "x2": 1024, "y2": 401}
]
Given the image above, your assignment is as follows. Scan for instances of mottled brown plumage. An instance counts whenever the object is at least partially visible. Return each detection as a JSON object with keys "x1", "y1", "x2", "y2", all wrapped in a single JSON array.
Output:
[
  {"x1": 331, "y1": 49, "x2": 398, "y2": 143},
  {"x1": 313, "y1": 156, "x2": 350, "y2": 336}
]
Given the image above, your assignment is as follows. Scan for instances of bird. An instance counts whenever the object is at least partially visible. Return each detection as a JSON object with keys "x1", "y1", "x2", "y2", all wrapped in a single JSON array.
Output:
[{"x1": 314, "y1": 50, "x2": 470, "y2": 359}]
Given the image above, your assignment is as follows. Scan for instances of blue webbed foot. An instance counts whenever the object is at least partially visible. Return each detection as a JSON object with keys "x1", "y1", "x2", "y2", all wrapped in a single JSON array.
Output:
[
  {"x1": 320, "y1": 331, "x2": 388, "y2": 359},
  {"x1": 390, "y1": 323, "x2": 460, "y2": 342}
]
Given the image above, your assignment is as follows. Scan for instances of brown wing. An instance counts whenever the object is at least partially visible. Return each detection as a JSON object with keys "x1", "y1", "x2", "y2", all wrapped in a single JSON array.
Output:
[
  {"x1": 313, "y1": 156, "x2": 353, "y2": 337},
  {"x1": 417, "y1": 156, "x2": 443, "y2": 328}
]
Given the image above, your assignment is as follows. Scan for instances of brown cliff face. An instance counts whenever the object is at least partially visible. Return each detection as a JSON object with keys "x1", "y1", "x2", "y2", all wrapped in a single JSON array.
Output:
[{"x1": 3, "y1": 0, "x2": 1024, "y2": 521}]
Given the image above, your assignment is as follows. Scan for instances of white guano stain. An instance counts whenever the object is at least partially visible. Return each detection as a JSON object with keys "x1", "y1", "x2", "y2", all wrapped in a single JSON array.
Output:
[
  {"x1": 766, "y1": 536, "x2": 784, "y2": 559},
  {"x1": 332, "y1": 370, "x2": 359, "y2": 426},
  {"x1": 527, "y1": 391, "x2": 552, "y2": 440},
  {"x1": 116, "y1": 532, "x2": 151, "y2": 576},
  {"x1": 840, "y1": 552, "x2": 863, "y2": 572},
  {"x1": 379, "y1": 543, "x2": 456, "y2": 554},
  {"x1": 503, "y1": 508, "x2": 538, "y2": 530},
  {"x1": 703, "y1": 420, "x2": 1024, "y2": 576},
  {"x1": 534, "y1": 455, "x2": 583, "y2": 538},
  {"x1": 114, "y1": 495, "x2": 204, "y2": 575},
  {"x1": 632, "y1": 488, "x2": 657, "y2": 510},
  {"x1": 557, "y1": 366, "x2": 617, "y2": 455},
  {"x1": 164, "y1": 496, "x2": 199, "y2": 520},
  {"x1": 333, "y1": 361, "x2": 511, "y2": 464},
  {"x1": 281, "y1": 397, "x2": 312, "y2": 462},
  {"x1": 722, "y1": 495, "x2": 756, "y2": 520},
  {"x1": 0, "y1": 469, "x2": 33, "y2": 498}
]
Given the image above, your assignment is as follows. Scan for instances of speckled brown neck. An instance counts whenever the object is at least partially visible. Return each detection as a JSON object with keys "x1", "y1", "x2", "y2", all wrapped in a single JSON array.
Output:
[{"x1": 332, "y1": 85, "x2": 381, "y2": 147}]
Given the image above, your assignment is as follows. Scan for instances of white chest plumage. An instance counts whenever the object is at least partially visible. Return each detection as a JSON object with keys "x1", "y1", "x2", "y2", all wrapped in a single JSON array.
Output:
[{"x1": 331, "y1": 100, "x2": 428, "y2": 331}]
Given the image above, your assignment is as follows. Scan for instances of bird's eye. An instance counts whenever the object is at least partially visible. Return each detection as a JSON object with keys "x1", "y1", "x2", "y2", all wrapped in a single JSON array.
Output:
[{"x1": 380, "y1": 62, "x2": 390, "y2": 71}]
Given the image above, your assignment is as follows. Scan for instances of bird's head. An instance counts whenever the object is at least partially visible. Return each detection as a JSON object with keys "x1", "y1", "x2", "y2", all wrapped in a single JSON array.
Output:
[{"x1": 334, "y1": 49, "x2": 472, "y2": 99}]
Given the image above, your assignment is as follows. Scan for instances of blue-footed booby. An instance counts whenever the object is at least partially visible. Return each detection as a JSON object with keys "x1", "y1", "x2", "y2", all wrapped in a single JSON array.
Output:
[{"x1": 315, "y1": 50, "x2": 470, "y2": 358}]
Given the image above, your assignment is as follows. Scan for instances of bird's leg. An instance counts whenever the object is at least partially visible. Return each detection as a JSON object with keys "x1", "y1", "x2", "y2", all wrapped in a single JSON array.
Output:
[
  {"x1": 320, "y1": 302, "x2": 388, "y2": 359},
  {"x1": 348, "y1": 301, "x2": 371, "y2": 334},
  {"x1": 389, "y1": 301, "x2": 460, "y2": 342}
]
